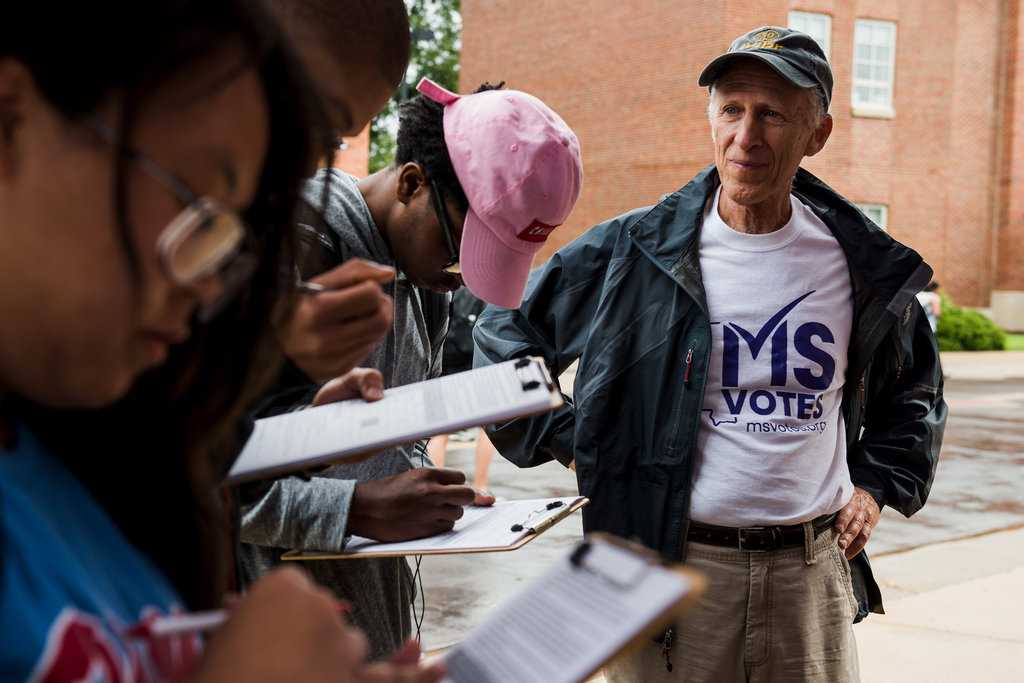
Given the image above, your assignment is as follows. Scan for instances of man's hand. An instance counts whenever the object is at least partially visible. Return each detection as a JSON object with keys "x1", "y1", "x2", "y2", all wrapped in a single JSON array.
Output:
[
  {"x1": 349, "y1": 468, "x2": 479, "y2": 542},
  {"x1": 281, "y1": 259, "x2": 396, "y2": 383},
  {"x1": 312, "y1": 368, "x2": 385, "y2": 406},
  {"x1": 834, "y1": 487, "x2": 881, "y2": 559},
  {"x1": 473, "y1": 489, "x2": 496, "y2": 506}
]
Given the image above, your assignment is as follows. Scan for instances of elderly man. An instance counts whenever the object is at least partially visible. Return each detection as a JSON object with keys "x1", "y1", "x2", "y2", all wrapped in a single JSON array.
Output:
[{"x1": 473, "y1": 27, "x2": 946, "y2": 682}]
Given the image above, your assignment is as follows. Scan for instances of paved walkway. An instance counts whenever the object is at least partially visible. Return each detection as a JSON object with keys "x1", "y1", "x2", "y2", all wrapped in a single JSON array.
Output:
[
  {"x1": 855, "y1": 527, "x2": 1024, "y2": 682},
  {"x1": 941, "y1": 350, "x2": 1024, "y2": 381},
  {"x1": 583, "y1": 528, "x2": 1024, "y2": 682}
]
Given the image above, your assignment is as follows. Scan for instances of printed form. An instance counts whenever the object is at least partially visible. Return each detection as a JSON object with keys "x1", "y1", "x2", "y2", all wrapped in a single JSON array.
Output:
[
  {"x1": 227, "y1": 359, "x2": 558, "y2": 484},
  {"x1": 285, "y1": 497, "x2": 586, "y2": 559},
  {"x1": 441, "y1": 539, "x2": 697, "y2": 683}
]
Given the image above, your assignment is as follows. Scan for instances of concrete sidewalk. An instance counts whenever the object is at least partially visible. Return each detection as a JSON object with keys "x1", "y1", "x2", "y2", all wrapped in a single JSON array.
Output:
[
  {"x1": 941, "y1": 350, "x2": 1024, "y2": 381},
  {"x1": 583, "y1": 528, "x2": 1023, "y2": 682},
  {"x1": 855, "y1": 527, "x2": 1024, "y2": 682}
]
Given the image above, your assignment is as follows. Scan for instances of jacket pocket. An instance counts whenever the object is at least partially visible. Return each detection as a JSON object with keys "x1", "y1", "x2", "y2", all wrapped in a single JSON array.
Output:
[{"x1": 828, "y1": 537, "x2": 860, "y2": 619}]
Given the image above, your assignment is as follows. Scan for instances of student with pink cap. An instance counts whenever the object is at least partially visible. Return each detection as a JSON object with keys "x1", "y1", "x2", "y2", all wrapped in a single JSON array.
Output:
[
  {"x1": 416, "y1": 77, "x2": 584, "y2": 308},
  {"x1": 239, "y1": 79, "x2": 583, "y2": 658}
]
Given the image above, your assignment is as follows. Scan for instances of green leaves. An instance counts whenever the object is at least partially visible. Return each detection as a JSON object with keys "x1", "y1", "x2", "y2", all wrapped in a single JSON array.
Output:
[
  {"x1": 936, "y1": 295, "x2": 1007, "y2": 351},
  {"x1": 369, "y1": 0, "x2": 462, "y2": 172}
]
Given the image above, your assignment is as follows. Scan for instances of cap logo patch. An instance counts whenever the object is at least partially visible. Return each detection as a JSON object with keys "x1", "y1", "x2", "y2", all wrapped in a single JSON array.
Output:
[
  {"x1": 517, "y1": 220, "x2": 559, "y2": 243},
  {"x1": 740, "y1": 29, "x2": 782, "y2": 51}
]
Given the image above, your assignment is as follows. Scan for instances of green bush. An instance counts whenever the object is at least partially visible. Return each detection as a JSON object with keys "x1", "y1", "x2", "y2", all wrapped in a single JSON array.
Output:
[{"x1": 935, "y1": 298, "x2": 1006, "y2": 351}]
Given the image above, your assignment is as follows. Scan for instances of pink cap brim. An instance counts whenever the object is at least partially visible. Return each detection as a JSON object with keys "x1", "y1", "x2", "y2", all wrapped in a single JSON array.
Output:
[{"x1": 460, "y1": 208, "x2": 534, "y2": 309}]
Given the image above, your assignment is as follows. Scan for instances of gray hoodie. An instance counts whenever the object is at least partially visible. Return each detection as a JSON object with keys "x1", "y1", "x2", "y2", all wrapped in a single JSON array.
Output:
[{"x1": 238, "y1": 169, "x2": 447, "y2": 659}]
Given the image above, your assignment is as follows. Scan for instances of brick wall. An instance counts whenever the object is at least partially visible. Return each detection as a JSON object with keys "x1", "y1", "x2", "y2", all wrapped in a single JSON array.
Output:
[
  {"x1": 461, "y1": 0, "x2": 1010, "y2": 306},
  {"x1": 998, "y1": 0, "x2": 1024, "y2": 292}
]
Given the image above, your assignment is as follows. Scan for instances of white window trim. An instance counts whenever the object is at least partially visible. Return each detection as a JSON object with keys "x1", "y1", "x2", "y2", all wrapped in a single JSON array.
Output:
[
  {"x1": 788, "y1": 10, "x2": 832, "y2": 61},
  {"x1": 857, "y1": 203, "x2": 889, "y2": 230},
  {"x1": 851, "y1": 105, "x2": 895, "y2": 119},
  {"x1": 852, "y1": 18, "x2": 898, "y2": 117}
]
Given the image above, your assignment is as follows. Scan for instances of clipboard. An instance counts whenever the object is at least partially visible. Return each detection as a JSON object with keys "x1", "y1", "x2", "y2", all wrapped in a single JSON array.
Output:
[
  {"x1": 439, "y1": 533, "x2": 706, "y2": 683},
  {"x1": 225, "y1": 357, "x2": 561, "y2": 485},
  {"x1": 570, "y1": 534, "x2": 707, "y2": 677},
  {"x1": 282, "y1": 497, "x2": 589, "y2": 561}
]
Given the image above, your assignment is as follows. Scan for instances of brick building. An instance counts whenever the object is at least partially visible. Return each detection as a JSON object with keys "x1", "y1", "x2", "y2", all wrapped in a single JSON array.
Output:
[{"x1": 459, "y1": 0, "x2": 1024, "y2": 329}]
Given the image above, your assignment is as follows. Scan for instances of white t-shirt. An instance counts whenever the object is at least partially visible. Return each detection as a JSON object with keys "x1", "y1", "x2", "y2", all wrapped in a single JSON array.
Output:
[{"x1": 689, "y1": 188, "x2": 855, "y2": 527}]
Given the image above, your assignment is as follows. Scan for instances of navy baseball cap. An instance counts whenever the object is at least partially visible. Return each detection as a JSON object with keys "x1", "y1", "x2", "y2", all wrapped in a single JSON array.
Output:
[{"x1": 698, "y1": 26, "x2": 833, "y2": 110}]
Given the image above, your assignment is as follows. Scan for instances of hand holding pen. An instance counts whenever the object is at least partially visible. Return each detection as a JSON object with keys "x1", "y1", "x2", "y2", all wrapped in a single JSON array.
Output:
[
  {"x1": 281, "y1": 259, "x2": 396, "y2": 383},
  {"x1": 180, "y1": 568, "x2": 445, "y2": 683}
]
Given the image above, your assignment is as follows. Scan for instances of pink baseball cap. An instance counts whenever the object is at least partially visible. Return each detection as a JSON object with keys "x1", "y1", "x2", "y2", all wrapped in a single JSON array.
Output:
[{"x1": 417, "y1": 78, "x2": 583, "y2": 308}]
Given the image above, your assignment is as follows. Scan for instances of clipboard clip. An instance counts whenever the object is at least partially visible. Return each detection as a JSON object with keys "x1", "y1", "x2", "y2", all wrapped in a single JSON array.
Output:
[
  {"x1": 567, "y1": 538, "x2": 652, "y2": 588},
  {"x1": 569, "y1": 540, "x2": 592, "y2": 567},
  {"x1": 514, "y1": 357, "x2": 556, "y2": 392},
  {"x1": 510, "y1": 500, "x2": 564, "y2": 533}
]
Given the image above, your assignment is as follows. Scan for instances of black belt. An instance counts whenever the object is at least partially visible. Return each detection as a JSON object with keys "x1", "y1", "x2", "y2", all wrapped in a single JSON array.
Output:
[{"x1": 687, "y1": 513, "x2": 837, "y2": 552}]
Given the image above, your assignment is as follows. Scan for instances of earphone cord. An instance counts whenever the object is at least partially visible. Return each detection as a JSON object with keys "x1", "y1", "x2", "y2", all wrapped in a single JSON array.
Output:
[{"x1": 407, "y1": 293, "x2": 454, "y2": 645}]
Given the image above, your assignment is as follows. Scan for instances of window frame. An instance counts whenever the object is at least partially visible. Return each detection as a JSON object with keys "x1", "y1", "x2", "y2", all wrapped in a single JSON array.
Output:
[
  {"x1": 852, "y1": 18, "x2": 898, "y2": 118},
  {"x1": 787, "y1": 10, "x2": 832, "y2": 62},
  {"x1": 856, "y1": 203, "x2": 889, "y2": 230}
]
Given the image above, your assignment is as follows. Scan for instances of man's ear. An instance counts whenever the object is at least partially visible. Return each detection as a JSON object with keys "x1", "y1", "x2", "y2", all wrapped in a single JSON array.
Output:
[
  {"x1": 0, "y1": 60, "x2": 30, "y2": 181},
  {"x1": 395, "y1": 162, "x2": 427, "y2": 204},
  {"x1": 805, "y1": 113, "x2": 833, "y2": 157}
]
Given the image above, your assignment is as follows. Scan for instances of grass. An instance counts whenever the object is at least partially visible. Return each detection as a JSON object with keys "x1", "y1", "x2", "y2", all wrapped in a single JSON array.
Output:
[{"x1": 1006, "y1": 334, "x2": 1024, "y2": 351}]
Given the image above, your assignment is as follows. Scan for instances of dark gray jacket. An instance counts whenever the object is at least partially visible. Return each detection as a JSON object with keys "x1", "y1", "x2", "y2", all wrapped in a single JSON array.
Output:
[{"x1": 473, "y1": 165, "x2": 947, "y2": 619}]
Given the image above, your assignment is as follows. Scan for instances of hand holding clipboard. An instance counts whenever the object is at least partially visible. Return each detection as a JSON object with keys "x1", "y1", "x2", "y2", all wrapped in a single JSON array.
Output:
[
  {"x1": 283, "y1": 497, "x2": 589, "y2": 561},
  {"x1": 226, "y1": 358, "x2": 561, "y2": 485}
]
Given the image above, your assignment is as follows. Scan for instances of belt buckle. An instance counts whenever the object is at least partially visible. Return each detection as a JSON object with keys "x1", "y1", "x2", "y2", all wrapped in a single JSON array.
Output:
[{"x1": 737, "y1": 526, "x2": 770, "y2": 552}]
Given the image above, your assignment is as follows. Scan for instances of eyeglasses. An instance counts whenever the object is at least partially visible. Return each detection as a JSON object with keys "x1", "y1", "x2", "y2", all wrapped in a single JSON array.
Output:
[
  {"x1": 429, "y1": 178, "x2": 460, "y2": 270},
  {"x1": 87, "y1": 120, "x2": 252, "y2": 290}
]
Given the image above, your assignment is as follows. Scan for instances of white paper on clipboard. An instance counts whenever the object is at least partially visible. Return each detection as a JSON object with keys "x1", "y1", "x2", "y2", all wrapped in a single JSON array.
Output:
[
  {"x1": 439, "y1": 535, "x2": 703, "y2": 683},
  {"x1": 225, "y1": 357, "x2": 560, "y2": 484},
  {"x1": 282, "y1": 496, "x2": 587, "y2": 560}
]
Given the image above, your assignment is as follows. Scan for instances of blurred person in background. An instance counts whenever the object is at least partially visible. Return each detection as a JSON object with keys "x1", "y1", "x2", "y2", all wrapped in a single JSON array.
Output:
[{"x1": 916, "y1": 280, "x2": 942, "y2": 332}]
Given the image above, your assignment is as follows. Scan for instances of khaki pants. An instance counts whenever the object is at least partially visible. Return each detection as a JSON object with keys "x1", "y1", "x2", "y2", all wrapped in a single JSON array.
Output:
[{"x1": 604, "y1": 529, "x2": 860, "y2": 683}]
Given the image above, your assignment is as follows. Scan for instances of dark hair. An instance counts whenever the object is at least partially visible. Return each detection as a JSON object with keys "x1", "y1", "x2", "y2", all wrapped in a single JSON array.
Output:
[
  {"x1": 395, "y1": 81, "x2": 506, "y2": 213},
  {"x1": 269, "y1": 0, "x2": 410, "y2": 88},
  {"x1": 925, "y1": 281, "x2": 940, "y2": 292},
  {"x1": 4, "y1": 1, "x2": 327, "y2": 608}
]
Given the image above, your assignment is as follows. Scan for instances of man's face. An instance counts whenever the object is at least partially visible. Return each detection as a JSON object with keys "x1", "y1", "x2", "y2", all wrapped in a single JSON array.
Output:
[
  {"x1": 391, "y1": 177, "x2": 466, "y2": 294},
  {"x1": 709, "y1": 61, "x2": 831, "y2": 208}
]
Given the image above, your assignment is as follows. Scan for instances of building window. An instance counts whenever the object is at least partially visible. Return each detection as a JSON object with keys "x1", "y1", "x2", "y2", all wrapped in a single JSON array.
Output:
[
  {"x1": 788, "y1": 11, "x2": 831, "y2": 61},
  {"x1": 857, "y1": 203, "x2": 888, "y2": 230},
  {"x1": 853, "y1": 19, "x2": 897, "y2": 116}
]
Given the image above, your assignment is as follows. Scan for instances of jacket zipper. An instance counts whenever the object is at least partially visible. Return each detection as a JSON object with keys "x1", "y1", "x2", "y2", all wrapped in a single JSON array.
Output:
[
  {"x1": 856, "y1": 374, "x2": 866, "y2": 434},
  {"x1": 894, "y1": 308, "x2": 908, "y2": 384},
  {"x1": 683, "y1": 348, "x2": 693, "y2": 386}
]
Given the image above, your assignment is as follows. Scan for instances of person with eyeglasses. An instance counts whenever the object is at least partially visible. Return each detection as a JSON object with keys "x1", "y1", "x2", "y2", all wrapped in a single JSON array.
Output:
[
  {"x1": 0, "y1": 2, "x2": 444, "y2": 682},
  {"x1": 238, "y1": 78, "x2": 584, "y2": 659}
]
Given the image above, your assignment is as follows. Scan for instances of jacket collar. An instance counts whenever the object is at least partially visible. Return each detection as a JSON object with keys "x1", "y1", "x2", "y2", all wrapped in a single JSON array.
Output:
[{"x1": 627, "y1": 164, "x2": 932, "y2": 309}]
